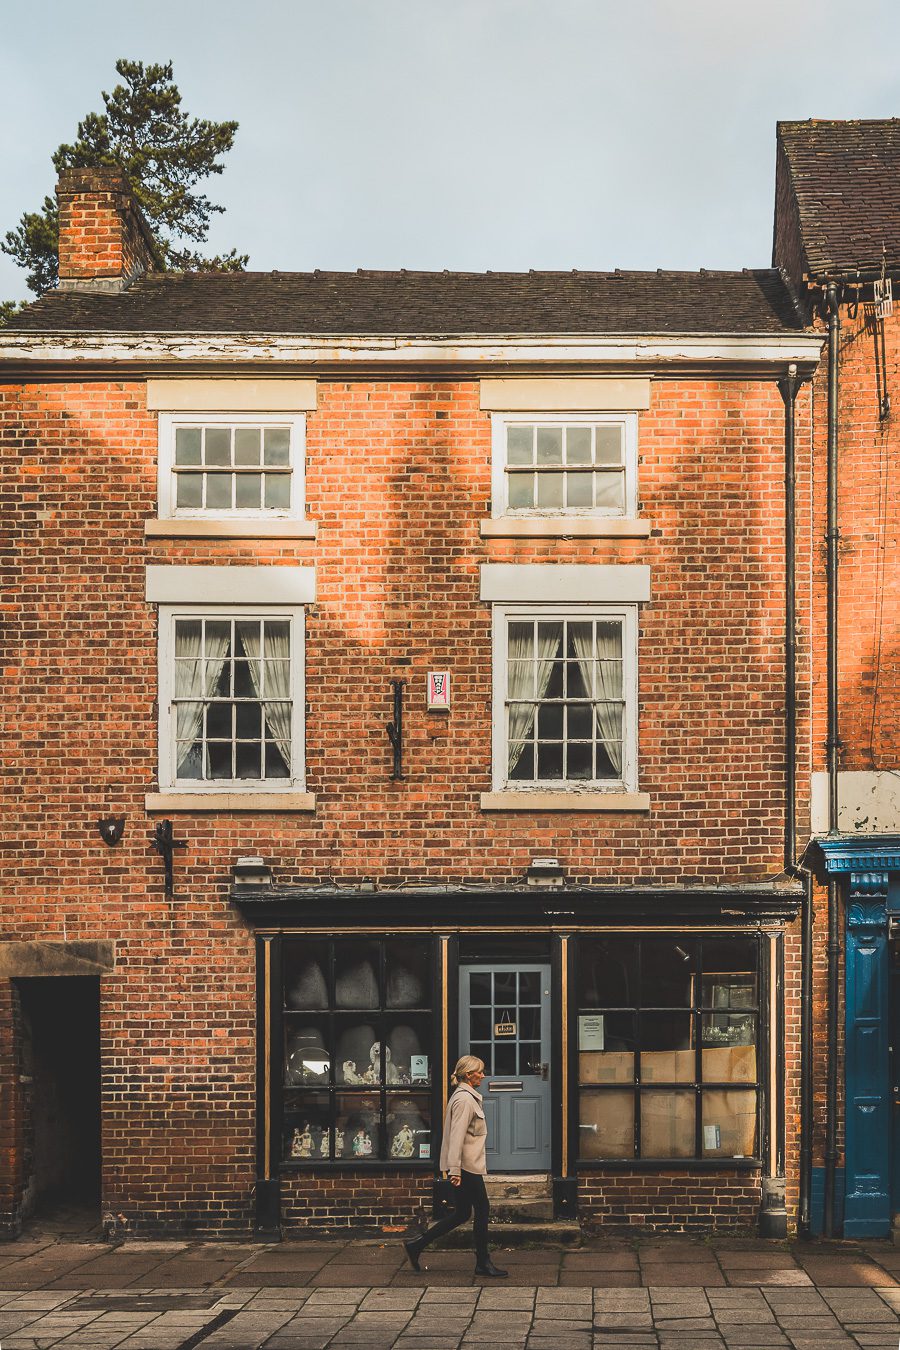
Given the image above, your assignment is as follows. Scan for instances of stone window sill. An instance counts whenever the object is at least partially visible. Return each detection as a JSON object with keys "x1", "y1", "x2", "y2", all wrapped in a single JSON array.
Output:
[
  {"x1": 145, "y1": 792, "x2": 316, "y2": 812},
  {"x1": 480, "y1": 790, "x2": 650, "y2": 812},
  {"x1": 146, "y1": 519, "x2": 318, "y2": 539},
  {"x1": 480, "y1": 517, "x2": 651, "y2": 539}
]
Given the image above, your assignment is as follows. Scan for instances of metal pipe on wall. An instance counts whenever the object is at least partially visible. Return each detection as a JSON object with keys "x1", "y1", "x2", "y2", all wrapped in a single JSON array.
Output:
[{"x1": 823, "y1": 280, "x2": 841, "y2": 1239}]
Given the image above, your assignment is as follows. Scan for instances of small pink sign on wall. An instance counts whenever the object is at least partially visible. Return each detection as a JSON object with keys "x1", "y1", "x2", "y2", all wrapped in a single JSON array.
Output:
[{"x1": 427, "y1": 671, "x2": 451, "y2": 710}]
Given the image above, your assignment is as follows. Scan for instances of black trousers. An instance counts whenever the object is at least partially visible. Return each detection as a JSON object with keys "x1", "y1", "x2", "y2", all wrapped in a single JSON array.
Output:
[{"x1": 418, "y1": 1169, "x2": 490, "y2": 1260}]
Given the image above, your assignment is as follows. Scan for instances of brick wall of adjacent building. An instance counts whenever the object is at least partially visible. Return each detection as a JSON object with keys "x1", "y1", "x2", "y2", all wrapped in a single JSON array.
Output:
[
  {"x1": 0, "y1": 981, "x2": 24, "y2": 1238},
  {"x1": 0, "y1": 372, "x2": 810, "y2": 1233}
]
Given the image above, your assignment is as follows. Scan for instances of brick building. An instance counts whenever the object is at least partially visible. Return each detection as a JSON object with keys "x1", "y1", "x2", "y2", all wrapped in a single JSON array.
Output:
[{"x1": 0, "y1": 123, "x2": 894, "y2": 1240}]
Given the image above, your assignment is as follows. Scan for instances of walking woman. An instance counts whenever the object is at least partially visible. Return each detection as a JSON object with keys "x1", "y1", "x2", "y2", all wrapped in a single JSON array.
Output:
[{"x1": 403, "y1": 1055, "x2": 507, "y2": 1277}]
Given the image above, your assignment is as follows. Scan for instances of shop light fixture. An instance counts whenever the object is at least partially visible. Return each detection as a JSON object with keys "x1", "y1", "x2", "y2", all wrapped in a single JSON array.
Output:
[
  {"x1": 232, "y1": 856, "x2": 273, "y2": 887},
  {"x1": 525, "y1": 856, "x2": 565, "y2": 888}
]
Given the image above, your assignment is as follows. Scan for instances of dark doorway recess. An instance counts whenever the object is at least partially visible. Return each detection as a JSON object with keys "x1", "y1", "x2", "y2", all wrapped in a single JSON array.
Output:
[{"x1": 16, "y1": 977, "x2": 101, "y2": 1221}]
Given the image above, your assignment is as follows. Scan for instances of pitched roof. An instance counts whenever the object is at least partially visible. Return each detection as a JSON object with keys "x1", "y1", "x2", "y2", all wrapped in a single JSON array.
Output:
[
  {"x1": 5, "y1": 267, "x2": 804, "y2": 336},
  {"x1": 777, "y1": 119, "x2": 900, "y2": 278}
]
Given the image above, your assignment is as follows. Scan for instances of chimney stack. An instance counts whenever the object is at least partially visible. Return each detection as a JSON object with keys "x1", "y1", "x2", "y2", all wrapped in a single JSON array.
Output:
[{"x1": 56, "y1": 167, "x2": 160, "y2": 293}]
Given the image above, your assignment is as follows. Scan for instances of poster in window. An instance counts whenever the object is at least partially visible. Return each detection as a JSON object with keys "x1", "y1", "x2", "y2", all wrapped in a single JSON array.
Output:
[{"x1": 579, "y1": 1014, "x2": 605, "y2": 1050}]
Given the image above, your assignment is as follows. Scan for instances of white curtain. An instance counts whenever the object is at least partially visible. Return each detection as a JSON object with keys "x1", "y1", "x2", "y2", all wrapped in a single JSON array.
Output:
[
  {"x1": 507, "y1": 624, "x2": 561, "y2": 775},
  {"x1": 241, "y1": 622, "x2": 292, "y2": 772},
  {"x1": 572, "y1": 622, "x2": 623, "y2": 775},
  {"x1": 174, "y1": 622, "x2": 229, "y2": 776}
]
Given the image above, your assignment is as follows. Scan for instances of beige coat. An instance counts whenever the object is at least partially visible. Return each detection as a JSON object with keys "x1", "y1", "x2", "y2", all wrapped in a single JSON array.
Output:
[{"x1": 438, "y1": 1082, "x2": 488, "y2": 1176}]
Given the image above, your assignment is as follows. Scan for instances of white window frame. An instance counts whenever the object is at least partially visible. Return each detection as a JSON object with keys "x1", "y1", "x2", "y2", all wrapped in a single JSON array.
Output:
[
  {"x1": 491, "y1": 412, "x2": 638, "y2": 519},
  {"x1": 157, "y1": 412, "x2": 306, "y2": 520},
  {"x1": 157, "y1": 603, "x2": 306, "y2": 794},
  {"x1": 491, "y1": 603, "x2": 639, "y2": 794}
]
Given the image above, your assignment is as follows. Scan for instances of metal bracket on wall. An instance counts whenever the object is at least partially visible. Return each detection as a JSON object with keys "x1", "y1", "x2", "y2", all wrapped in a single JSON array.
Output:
[
  {"x1": 150, "y1": 819, "x2": 186, "y2": 898},
  {"x1": 387, "y1": 679, "x2": 405, "y2": 780}
]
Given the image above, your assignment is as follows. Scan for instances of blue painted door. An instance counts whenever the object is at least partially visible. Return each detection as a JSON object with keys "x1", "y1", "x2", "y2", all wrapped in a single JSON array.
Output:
[
  {"x1": 459, "y1": 964, "x2": 551, "y2": 1171},
  {"x1": 844, "y1": 901, "x2": 890, "y2": 1236}
]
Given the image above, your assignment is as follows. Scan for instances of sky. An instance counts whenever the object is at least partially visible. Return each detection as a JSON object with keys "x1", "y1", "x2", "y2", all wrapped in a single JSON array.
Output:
[{"x1": 2, "y1": 0, "x2": 900, "y2": 303}]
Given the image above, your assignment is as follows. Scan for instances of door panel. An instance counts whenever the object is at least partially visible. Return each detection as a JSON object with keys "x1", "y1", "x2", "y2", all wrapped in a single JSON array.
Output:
[{"x1": 459, "y1": 963, "x2": 551, "y2": 1170}]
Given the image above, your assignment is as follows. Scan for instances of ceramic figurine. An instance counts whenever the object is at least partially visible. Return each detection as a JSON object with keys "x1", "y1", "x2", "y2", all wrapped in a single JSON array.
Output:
[
  {"x1": 390, "y1": 1123, "x2": 415, "y2": 1158},
  {"x1": 342, "y1": 1059, "x2": 365, "y2": 1085},
  {"x1": 319, "y1": 1130, "x2": 330, "y2": 1157},
  {"x1": 352, "y1": 1128, "x2": 373, "y2": 1156},
  {"x1": 291, "y1": 1125, "x2": 314, "y2": 1159},
  {"x1": 334, "y1": 1128, "x2": 345, "y2": 1157}
]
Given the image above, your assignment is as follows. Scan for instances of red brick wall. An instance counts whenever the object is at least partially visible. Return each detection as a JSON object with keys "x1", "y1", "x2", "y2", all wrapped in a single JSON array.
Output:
[
  {"x1": 0, "y1": 981, "x2": 25, "y2": 1237},
  {"x1": 578, "y1": 1170, "x2": 762, "y2": 1233},
  {"x1": 0, "y1": 372, "x2": 806, "y2": 1233},
  {"x1": 282, "y1": 1170, "x2": 432, "y2": 1233},
  {"x1": 57, "y1": 168, "x2": 155, "y2": 284}
]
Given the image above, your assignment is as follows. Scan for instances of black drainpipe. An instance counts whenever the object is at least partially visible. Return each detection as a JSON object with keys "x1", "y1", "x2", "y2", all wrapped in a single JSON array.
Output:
[
  {"x1": 823, "y1": 280, "x2": 841, "y2": 1238},
  {"x1": 778, "y1": 364, "x2": 814, "y2": 1237}
]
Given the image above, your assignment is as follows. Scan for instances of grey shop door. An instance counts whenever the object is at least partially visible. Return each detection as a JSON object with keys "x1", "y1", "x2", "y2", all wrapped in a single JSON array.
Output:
[{"x1": 459, "y1": 964, "x2": 551, "y2": 1171}]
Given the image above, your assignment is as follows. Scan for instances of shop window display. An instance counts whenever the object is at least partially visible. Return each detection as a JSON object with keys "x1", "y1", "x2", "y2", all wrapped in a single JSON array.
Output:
[
  {"x1": 282, "y1": 938, "x2": 434, "y2": 1164},
  {"x1": 577, "y1": 936, "x2": 761, "y2": 1161}
]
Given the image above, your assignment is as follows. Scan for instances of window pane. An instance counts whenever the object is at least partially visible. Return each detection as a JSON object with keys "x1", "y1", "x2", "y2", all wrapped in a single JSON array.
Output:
[
  {"x1": 205, "y1": 659, "x2": 230, "y2": 697},
  {"x1": 386, "y1": 1014, "x2": 432, "y2": 1085},
  {"x1": 285, "y1": 1019, "x2": 331, "y2": 1086},
  {"x1": 176, "y1": 740, "x2": 202, "y2": 779},
  {"x1": 176, "y1": 473, "x2": 203, "y2": 507},
  {"x1": 595, "y1": 425, "x2": 623, "y2": 465},
  {"x1": 566, "y1": 660, "x2": 589, "y2": 698},
  {"x1": 235, "y1": 741, "x2": 261, "y2": 779},
  {"x1": 265, "y1": 475, "x2": 291, "y2": 508},
  {"x1": 702, "y1": 1012, "x2": 756, "y2": 1048},
  {"x1": 579, "y1": 940, "x2": 638, "y2": 1008},
  {"x1": 236, "y1": 702, "x2": 262, "y2": 738},
  {"x1": 536, "y1": 621, "x2": 564, "y2": 654},
  {"x1": 264, "y1": 619, "x2": 291, "y2": 652},
  {"x1": 470, "y1": 1043, "x2": 492, "y2": 1072},
  {"x1": 566, "y1": 426, "x2": 592, "y2": 464},
  {"x1": 284, "y1": 941, "x2": 329, "y2": 1009},
  {"x1": 568, "y1": 704, "x2": 593, "y2": 739},
  {"x1": 385, "y1": 940, "x2": 429, "y2": 1008},
  {"x1": 233, "y1": 660, "x2": 255, "y2": 697},
  {"x1": 206, "y1": 702, "x2": 232, "y2": 738},
  {"x1": 175, "y1": 427, "x2": 202, "y2": 465},
  {"x1": 175, "y1": 618, "x2": 202, "y2": 653},
  {"x1": 336, "y1": 1093, "x2": 381, "y2": 1160},
  {"x1": 387, "y1": 1093, "x2": 431, "y2": 1160},
  {"x1": 264, "y1": 427, "x2": 291, "y2": 466},
  {"x1": 519, "y1": 972, "x2": 541, "y2": 1004},
  {"x1": 701, "y1": 1044, "x2": 757, "y2": 1084},
  {"x1": 470, "y1": 1008, "x2": 492, "y2": 1041},
  {"x1": 264, "y1": 741, "x2": 290, "y2": 778},
  {"x1": 701, "y1": 940, "x2": 758, "y2": 1004},
  {"x1": 519, "y1": 1042, "x2": 541, "y2": 1074},
  {"x1": 537, "y1": 702, "x2": 563, "y2": 738},
  {"x1": 335, "y1": 1020, "x2": 380, "y2": 1083},
  {"x1": 640, "y1": 941, "x2": 697, "y2": 1007},
  {"x1": 518, "y1": 1008, "x2": 540, "y2": 1040},
  {"x1": 507, "y1": 425, "x2": 533, "y2": 465},
  {"x1": 702, "y1": 1089, "x2": 757, "y2": 1158},
  {"x1": 335, "y1": 942, "x2": 380, "y2": 1008},
  {"x1": 537, "y1": 473, "x2": 564, "y2": 508},
  {"x1": 284, "y1": 1092, "x2": 330, "y2": 1162},
  {"x1": 236, "y1": 473, "x2": 262, "y2": 509},
  {"x1": 536, "y1": 426, "x2": 563, "y2": 464},
  {"x1": 641, "y1": 1091, "x2": 694, "y2": 1157},
  {"x1": 508, "y1": 475, "x2": 534, "y2": 508},
  {"x1": 566, "y1": 742, "x2": 592, "y2": 779},
  {"x1": 494, "y1": 971, "x2": 516, "y2": 1002},
  {"x1": 205, "y1": 619, "x2": 232, "y2": 653},
  {"x1": 234, "y1": 427, "x2": 261, "y2": 465},
  {"x1": 494, "y1": 1042, "x2": 516, "y2": 1074},
  {"x1": 206, "y1": 474, "x2": 233, "y2": 509},
  {"x1": 580, "y1": 1089, "x2": 634, "y2": 1159},
  {"x1": 537, "y1": 741, "x2": 563, "y2": 779},
  {"x1": 595, "y1": 472, "x2": 625, "y2": 510},
  {"x1": 204, "y1": 427, "x2": 231, "y2": 465},
  {"x1": 566, "y1": 472, "x2": 593, "y2": 508},
  {"x1": 508, "y1": 742, "x2": 534, "y2": 779},
  {"x1": 640, "y1": 1012, "x2": 694, "y2": 1082}
]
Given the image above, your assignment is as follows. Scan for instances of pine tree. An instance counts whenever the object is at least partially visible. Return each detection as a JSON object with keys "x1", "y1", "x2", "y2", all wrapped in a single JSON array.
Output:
[{"x1": 2, "y1": 58, "x2": 247, "y2": 301}]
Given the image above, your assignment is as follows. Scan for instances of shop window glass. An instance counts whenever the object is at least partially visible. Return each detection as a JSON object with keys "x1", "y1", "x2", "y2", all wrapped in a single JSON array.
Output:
[
  {"x1": 576, "y1": 936, "x2": 761, "y2": 1161},
  {"x1": 281, "y1": 937, "x2": 434, "y2": 1166}
]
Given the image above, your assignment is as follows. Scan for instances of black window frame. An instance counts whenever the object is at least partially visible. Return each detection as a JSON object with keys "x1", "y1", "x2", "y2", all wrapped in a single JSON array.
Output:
[
  {"x1": 575, "y1": 934, "x2": 764, "y2": 1167},
  {"x1": 278, "y1": 935, "x2": 439, "y2": 1170}
]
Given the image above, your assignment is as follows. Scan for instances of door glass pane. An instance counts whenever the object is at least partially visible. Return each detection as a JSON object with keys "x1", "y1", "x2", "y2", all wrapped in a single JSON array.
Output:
[
  {"x1": 493, "y1": 971, "x2": 516, "y2": 1003},
  {"x1": 518, "y1": 1007, "x2": 540, "y2": 1040},
  {"x1": 580, "y1": 1089, "x2": 634, "y2": 1159},
  {"x1": 701, "y1": 1089, "x2": 757, "y2": 1158},
  {"x1": 470, "y1": 1042, "x2": 492, "y2": 1072},
  {"x1": 518, "y1": 972, "x2": 541, "y2": 1004},
  {"x1": 494, "y1": 1042, "x2": 516, "y2": 1075},
  {"x1": 641, "y1": 1090, "x2": 694, "y2": 1157},
  {"x1": 469, "y1": 972, "x2": 491, "y2": 1005},
  {"x1": 470, "y1": 1007, "x2": 492, "y2": 1041},
  {"x1": 519, "y1": 1042, "x2": 541, "y2": 1075}
]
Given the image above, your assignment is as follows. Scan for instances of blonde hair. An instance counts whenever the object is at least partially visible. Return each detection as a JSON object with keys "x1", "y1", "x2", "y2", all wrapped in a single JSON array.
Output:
[{"x1": 450, "y1": 1055, "x2": 485, "y2": 1087}]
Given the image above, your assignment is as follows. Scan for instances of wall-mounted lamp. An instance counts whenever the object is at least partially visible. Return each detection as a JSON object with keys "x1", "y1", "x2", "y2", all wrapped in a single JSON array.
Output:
[
  {"x1": 232, "y1": 856, "x2": 273, "y2": 888},
  {"x1": 525, "y1": 856, "x2": 565, "y2": 888},
  {"x1": 97, "y1": 815, "x2": 126, "y2": 847}
]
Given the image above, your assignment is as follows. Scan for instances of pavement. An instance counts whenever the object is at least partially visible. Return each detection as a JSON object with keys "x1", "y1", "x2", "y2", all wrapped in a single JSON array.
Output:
[{"x1": 1, "y1": 1214, "x2": 899, "y2": 1349}]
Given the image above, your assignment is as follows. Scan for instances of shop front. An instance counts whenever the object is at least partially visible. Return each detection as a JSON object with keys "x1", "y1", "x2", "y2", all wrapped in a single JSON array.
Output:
[{"x1": 236, "y1": 883, "x2": 800, "y2": 1236}]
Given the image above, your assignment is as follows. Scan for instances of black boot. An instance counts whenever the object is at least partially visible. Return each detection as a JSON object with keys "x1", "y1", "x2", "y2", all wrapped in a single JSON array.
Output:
[
  {"x1": 403, "y1": 1237, "x2": 426, "y2": 1271},
  {"x1": 474, "y1": 1256, "x2": 508, "y2": 1277}
]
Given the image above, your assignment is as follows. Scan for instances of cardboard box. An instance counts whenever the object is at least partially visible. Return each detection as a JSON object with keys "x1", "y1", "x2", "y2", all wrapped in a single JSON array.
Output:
[
  {"x1": 640, "y1": 1092, "x2": 694, "y2": 1157},
  {"x1": 579, "y1": 1090, "x2": 634, "y2": 1159},
  {"x1": 702, "y1": 1090, "x2": 757, "y2": 1157},
  {"x1": 579, "y1": 1050, "x2": 634, "y2": 1084},
  {"x1": 640, "y1": 1050, "x2": 695, "y2": 1083},
  {"x1": 701, "y1": 1045, "x2": 757, "y2": 1083}
]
